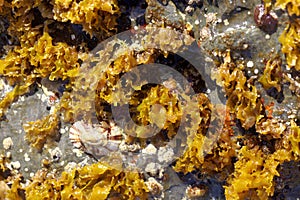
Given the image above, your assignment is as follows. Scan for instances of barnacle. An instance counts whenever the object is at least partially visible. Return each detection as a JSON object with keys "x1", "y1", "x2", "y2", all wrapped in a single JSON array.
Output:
[
  {"x1": 259, "y1": 58, "x2": 282, "y2": 92},
  {"x1": 23, "y1": 113, "x2": 60, "y2": 150},
  {"x1": 278, "y1": 20, "x2": 300, "y2": 70},
  {"x1": 256, "y1": 118, "x2": 286, "y2": 139},
  {"x1": 69, "y1": 120, "x2": 124, "y2": 159},
  {"x1": 24, "y1": 162, "x2": 149, "y2": 200},
  {"x1": 145, "y1": 177, "x2": 163, "y2": 195},
  {"x1": 186, "y1": 185, "x2": 206, "y2": 198}
]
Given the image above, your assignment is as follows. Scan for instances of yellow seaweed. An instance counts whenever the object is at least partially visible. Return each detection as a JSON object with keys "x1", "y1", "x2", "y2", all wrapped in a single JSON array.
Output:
[
  {"x1": 259, "y1": 58, "x2": 282, "y2": 92},
  {"x1": 278, "y1": 21, "x2": 300, "y2": 70},
  {"x1": 23, "y1": 113, "x2": 59, "y2": 150},
  {"x1": 25, "y1": 162, "x2": 149, "y2": 200}
]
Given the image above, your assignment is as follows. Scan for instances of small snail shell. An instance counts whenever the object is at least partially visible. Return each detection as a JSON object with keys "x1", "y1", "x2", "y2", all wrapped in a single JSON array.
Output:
[{"x1": 254, "y1": 4, "x2": 278, "y2": 34}]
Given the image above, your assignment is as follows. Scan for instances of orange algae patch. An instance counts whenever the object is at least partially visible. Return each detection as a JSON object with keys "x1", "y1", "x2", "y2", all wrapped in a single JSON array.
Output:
[
  {"x1": 96, "y1": 52, "x2": 140, "y2": 106},
  {"x1": 25, "y1": 162, "x2": 149, "y2": 200},
  {"x1": 174, "y1": 132, "x2": 205, "y2": 173},
  {"x1": 130, "y1": 85, "x2": 183, "y2": 138},
  {"x1": 201, "y1": 121, "x2": 237, "y2": 175},
  {"x1": 174, "y1": 105, "x2": 238, "y2": 176}
]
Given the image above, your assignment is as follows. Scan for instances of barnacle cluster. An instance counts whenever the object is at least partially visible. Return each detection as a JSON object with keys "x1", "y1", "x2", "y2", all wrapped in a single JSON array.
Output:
[{"x1": 130, "y1": 85, "x2": 183, "y2": 139}]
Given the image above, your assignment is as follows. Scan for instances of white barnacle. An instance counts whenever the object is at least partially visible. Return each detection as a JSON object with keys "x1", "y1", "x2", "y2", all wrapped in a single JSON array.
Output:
[
  {"x1": 69, "y1": 120, "x2": 123, "y2": 159},
  {"x1": 145, "y1": 177, "x2": 163, "y2": 195},
  {"x1": 186, "y1": 185, "x2": 206, "y2": 198}
]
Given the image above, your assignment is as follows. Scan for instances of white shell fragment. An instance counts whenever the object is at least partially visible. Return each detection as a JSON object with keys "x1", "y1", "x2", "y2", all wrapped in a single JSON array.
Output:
[
  {"x1": 3, "y1": 137, "x2": 13, "y2": 150},
  {"x1": 69, "y1": 120, "x2": 178, "y2": 171},
  {"x1": 69, "y1": 120, "x2": 123, "y2": 158},
  {"x1": 145, "y1": 177, "x2": 163, "y2": 195}
]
